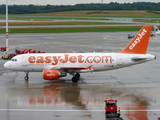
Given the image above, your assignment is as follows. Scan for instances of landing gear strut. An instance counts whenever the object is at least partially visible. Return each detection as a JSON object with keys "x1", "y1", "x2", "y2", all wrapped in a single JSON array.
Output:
[
  {"x1": 72, "y1": 73, "x2": 80, "y2": 83},
  {"x1": 24, "y1": 72, "x2": 29, "y2": 81}
]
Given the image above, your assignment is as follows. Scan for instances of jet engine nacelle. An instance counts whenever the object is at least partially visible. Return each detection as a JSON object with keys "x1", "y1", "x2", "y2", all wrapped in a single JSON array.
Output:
[{"x1": 43, "y1": 70, "x2": 67, "y2": 80}]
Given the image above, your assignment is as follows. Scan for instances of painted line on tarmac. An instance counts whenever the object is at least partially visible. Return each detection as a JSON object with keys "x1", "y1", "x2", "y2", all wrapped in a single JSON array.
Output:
[{"x1": 0, "y1": 109, "x2": 160, "y2": 112}]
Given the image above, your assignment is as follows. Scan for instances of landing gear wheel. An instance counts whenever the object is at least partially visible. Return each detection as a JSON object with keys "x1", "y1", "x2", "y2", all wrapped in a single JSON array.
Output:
[
  {"x1": 24, "y1": 72, "x2": 29, "y2": 81},
  {"x1": 71, "y1": 73, "x2": 80, "y2": 83},
  {"x1": 24, "y1": 76, "x2": 29, "y2": 80},
  {"x1": 75, "y1": 73, "x2": 80, "y2": 78},
  {"x1": 72, "y1": 77, "x2": 78, "y2": 83}
]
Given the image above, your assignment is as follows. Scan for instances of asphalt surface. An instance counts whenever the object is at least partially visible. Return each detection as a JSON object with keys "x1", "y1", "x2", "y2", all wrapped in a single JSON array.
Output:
[{"x1": 0, "y1": 31, "x2": 160, "y2": 120}]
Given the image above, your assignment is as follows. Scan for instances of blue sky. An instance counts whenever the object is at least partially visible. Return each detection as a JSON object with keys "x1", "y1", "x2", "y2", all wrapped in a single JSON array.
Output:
[{"x1": 1, "y1": 0, "x2": 159, "y2": 5}]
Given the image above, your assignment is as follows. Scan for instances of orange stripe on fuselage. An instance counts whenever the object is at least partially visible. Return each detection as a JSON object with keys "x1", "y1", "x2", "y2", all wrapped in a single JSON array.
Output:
[{"x1": 70, "y1": 65, "x2": 93, "y2": 70}]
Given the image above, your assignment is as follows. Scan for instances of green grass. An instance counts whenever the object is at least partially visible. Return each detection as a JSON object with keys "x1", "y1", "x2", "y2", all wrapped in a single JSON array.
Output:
[
  {"x1": 0, "y1": 22, "x2": 134, "y2": 26},
  {"x1": 0, "y1": 15, "x2": 111, "y2": 21},
  {"x1": 0, "y1": 10, "x2": 157, "y2": 34},
  {"x1": 0, "y1": 26, "x2": 142, "y2": 34},
  {"x1": 1, "y1": 10, "x2": 160, "y2": 21}
]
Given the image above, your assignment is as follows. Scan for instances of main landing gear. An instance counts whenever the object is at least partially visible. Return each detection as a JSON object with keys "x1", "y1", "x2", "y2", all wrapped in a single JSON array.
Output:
[
  {"x1": 72, "y1": 73, "x2": 80, "y2": 83},
  {"x1": 24, "y1": 72, "x2": 29, "y2": 81},
  {"x1": 23, "y1": 72, "x2": 80, "y2": 83}
]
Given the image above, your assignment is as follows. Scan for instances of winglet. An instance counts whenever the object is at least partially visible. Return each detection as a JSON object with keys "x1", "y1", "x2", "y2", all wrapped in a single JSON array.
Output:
[{"x1": 119, "y1": 26, "x2": 152, "y2": 54}]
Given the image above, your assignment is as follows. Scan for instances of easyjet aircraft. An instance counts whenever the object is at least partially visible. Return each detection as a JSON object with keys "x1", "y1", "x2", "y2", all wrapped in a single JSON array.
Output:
[
  {"x1": 4, "y1": 26, "x2": 156, "y2": 82},
  {"x1": 154, "y1": 26, "x2": 160, "y2": 35}
]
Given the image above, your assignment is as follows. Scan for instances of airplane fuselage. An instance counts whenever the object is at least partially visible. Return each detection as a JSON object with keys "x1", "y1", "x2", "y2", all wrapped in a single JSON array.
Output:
[{"x1": 5, "y1": 53, "x2": 155, "y2": 73}]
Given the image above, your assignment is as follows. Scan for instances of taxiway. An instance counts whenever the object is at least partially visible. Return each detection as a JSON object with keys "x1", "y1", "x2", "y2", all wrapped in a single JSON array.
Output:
[{"x1": 0, "y1": 31, "x2": 160, "y2": 120}]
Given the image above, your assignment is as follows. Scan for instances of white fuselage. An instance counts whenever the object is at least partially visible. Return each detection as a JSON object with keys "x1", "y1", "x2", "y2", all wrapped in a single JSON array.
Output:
[{"x1": 4, "y1": 53, "x2": 156, "y2": 73}]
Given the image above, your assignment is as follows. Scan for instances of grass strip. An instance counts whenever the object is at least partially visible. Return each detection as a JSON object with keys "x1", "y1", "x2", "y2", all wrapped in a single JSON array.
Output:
[
  {"x1": 0, "y1": 26, "x2": 143, "y2": 34},
  {"x1": 0, "y1": 22, "x2": 131, "y2": 26}
]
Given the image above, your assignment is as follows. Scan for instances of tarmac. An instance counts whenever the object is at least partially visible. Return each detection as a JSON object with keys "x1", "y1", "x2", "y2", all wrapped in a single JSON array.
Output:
[{"x1": 0, "y1": 31, "x2": 160, "y2": 120}]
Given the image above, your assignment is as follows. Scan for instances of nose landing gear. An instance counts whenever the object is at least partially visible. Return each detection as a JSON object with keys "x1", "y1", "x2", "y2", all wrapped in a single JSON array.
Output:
[{"x1": 24, "y1": 72, "x2": 29, "y2": 81}]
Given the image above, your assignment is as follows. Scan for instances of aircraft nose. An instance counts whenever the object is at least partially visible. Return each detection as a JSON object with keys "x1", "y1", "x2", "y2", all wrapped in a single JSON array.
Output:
[{"x1": 4, "y1": 61, "x2": 11, "y2": 69}]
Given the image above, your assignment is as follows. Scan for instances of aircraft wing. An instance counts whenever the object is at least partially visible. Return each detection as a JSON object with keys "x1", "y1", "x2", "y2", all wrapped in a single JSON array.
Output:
[{"x1": 44, "y1": 65, "x2": 93, "y2": 71}]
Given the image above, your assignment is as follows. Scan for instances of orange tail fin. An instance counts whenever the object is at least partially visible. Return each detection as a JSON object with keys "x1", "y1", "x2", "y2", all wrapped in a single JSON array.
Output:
[{"x1": 119, "y1": 26, "x2": 152, "y2": 54}]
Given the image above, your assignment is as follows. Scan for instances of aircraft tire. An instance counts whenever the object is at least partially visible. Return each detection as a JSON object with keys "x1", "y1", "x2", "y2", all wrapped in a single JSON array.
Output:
[
  {"x1": 75, "y1": 73, "x2": 80, "y2": 78},
  {"x1": 72, "y1": 77, "x2": 78, "y2": 83},
  {"x1": 24, "y1": 76, "x2": 29, "y2": 80}
]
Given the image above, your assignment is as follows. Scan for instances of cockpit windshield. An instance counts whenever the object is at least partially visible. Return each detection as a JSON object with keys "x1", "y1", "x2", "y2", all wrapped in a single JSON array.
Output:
[{"x1": 11, "y1": 58, "x2": 17, "y2": 62}]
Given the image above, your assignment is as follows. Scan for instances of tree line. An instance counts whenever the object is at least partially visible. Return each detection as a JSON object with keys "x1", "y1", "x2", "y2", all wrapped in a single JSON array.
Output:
[{"x1": 0, "y1": 2, "x2": 160, "y2": 14}]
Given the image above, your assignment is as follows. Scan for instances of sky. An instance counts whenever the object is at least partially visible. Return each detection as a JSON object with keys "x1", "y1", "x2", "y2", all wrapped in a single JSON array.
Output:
[{"x1": 1, "y1": 0, "x2": 159, "y2": 5}]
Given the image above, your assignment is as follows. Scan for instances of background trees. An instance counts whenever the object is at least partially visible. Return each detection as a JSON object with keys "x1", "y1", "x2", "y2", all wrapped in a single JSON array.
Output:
[{"x1": 0, "y1": 2, "x2": 160, "y2": 14}]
